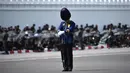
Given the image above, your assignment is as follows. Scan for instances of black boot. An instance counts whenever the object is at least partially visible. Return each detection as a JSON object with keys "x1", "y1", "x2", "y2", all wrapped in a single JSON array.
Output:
[
  {"x1": 62, "y1": 68, "x2": 68, "y2": 72},
  {"x1": 68, "y1": 67, "x2": 72, "y2": 71}
]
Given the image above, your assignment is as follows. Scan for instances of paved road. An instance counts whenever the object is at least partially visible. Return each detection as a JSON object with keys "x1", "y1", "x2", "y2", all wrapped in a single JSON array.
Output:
[
  {"x1": 1, "y1": 48, "x2": 130, "y2": 62},
  {"x1": 0, "y1": 53, "x2": 130, "y2": 73}
]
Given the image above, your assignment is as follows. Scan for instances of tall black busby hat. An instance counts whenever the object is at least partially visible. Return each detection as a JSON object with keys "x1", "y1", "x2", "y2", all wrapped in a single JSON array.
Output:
[{"x1": 60, "y1": 8, "x2": 71, "y2": 21}]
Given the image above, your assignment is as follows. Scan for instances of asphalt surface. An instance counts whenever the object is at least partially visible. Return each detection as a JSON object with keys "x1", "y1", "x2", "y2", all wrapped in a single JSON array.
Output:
[{"x1": 0, "y1": 53, "x2": 130, "y2": 73}]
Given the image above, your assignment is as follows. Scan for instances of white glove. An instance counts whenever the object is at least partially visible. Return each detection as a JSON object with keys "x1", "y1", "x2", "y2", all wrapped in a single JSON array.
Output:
[
  {"x1": 34, "y1": 33, "x2": 38, "y2": 37},
  {"x1": 25, "y1": 31, "x2": 28, "y2": 34},
  {"x1": 58, "y1": 31, "x2": 65, "y2": 36}
]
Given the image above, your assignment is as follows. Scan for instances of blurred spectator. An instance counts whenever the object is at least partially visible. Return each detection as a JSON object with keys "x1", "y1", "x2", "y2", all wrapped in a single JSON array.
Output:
[
  {"x1": 31, "y1": 24, "x2": 36, "y2": 33},
  {"x1": 8, "y1": 27, "x2": 10, "y2": 31},
  {"x1": 122, "y1": 25, "x2": 125, "y2": 29},
  {"x1": 42, "y1": 24, "x2": 49, "y2": 31},
  {"x1": 42, "y1": 25, "x2": 45, "y2": 30},
  {"x1": 92, "y1": 24, "x2": 94, "y2": 29},
  {"x1": 37, "y1": 27, "x2": 42, "y2": 33},
  {"x1": 88, "y1": 24, "x2": 94, "y2": 29},
  {"x1": 50, "y1": 25, "x2": 56, "y2": 31},
  {"x1": 2, "y1": 29, "x2": 9, "y2": 54},
  {"x1": 74, "y1": 25, "x2": 79, "y2": 32},
  {"x1": 103, "y1": 25, "x2": 106, "y2": 30},
  {"x1": 110, "y1": 23, "x2": 113, "y2": 30},
  {"x1": 0, "y1": 26, "x2": 2, "y2": 33},
  {"x1": 109, "y1": 29, "x2": 114, "y2": 36},
  {"x1": 124, "y1": 24, "x2": 128, "y2": 29},
  {"x1": 12, "y1": 28, "x2": 15, "y2": 32},
  {"x1": 10, "y1": 26, "x2": 13, "y2": 30},
  {"x1": 79, "y1": 25, "x2": 84, "y2": 31},
  {"x1": 86, "y1": 29, "x2": 90, "y2": 33},
  {"x1": 94, "y1": 24, "x2": 98, "y2": 31},
  {"x1": 23, "y1": 25, "x2": 30, "y2": 31},
  {"x1": 84, "y1": 24, "x2": 88, "y2": 28},
  {"x1": 15, "y1": 25, "x2": 21, "y2": 34},
  {"x1": 118, "y1": 23, "x2": 121, "y2": 29},
  {"x1": 107, "y1": 24, "x2": 111, "y2": 30},
  {"x1": 113, "y1": 25, "x2": 116, "y2": 30},
  {"x1": 108, "y1": 29, "x2": 114, "y2": 47},
  {"x1": 121, "y1": 24, "x2": 128, "y2": 30},
  {"x1": 46, "y1": 24, "x2": 49, "y2": 30},
  {"x1": 78, "y1": 25, "x2": 84, "y2": 50}
]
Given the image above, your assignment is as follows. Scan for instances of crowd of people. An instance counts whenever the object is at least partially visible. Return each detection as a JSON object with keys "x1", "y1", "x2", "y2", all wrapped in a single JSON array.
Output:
[
  {"x1": 1, "y1": 23, "x2": 127, "y2": 35},
  {"x1": 0, "y1": 24, "x2": 57, "y2": 34},
  {"x1": 0, "y1": 23, "x2": 130, "y2": 54},
  {"x1": 102, "y1": 23, "x2": 130, "y2": 48}
]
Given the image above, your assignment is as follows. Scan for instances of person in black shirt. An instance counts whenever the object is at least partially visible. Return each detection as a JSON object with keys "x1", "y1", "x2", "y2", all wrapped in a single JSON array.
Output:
[
  {"x1": 31, "y1": 24, "x2": 36, "y2": 33},
  {"x1": 45, "y1": 24, "x2": 49, "y2": 30},
  {"x1": 37, "y1": 27, "x2": 42, "y2": 33},
  {"x1": 124, "y1": 24, "x2": 128, "y2": 29},
  {"x1": 118, "y1": 23, "x2": 121, "y2": 29},
  {"x1": 103, "y1": 25, "x2": 106, "y2": 30},
  {"x1": 108, "y1": 29, "x2": 114, "y2": 48},
  {"x1": 42, "y1": 24, "x2": 49, "y2": 31},
  {"x1": 2, "y1": 29, "x2": 9, "y2": 54},
  {"x1": 74, "y1": 25, "x2": 79, "y2": 32},
  {"x1": 84, "y1": 24, "x2": 88, "y2": 28},
  {"x1": 15, "y1": 25, "x2": 21, "y2": 34},
  {"x1": 79, "y1": 25, "x2": 84, "y2": 30},
  {"x1": 94, "y1": 25, "x2": 98, "y2": 31},
  {"x1": 78, "y1": 25, "x2": 84, "y2": 50},
  {"x1": 23, "y1": 25, "x2": 30, "y2": 31},
  {"x1": 0, "y1": 26, "x2": 2, "y2": 33},
  {"x1": 50, "y1": 25, "x2": 56, "y2": 31}
]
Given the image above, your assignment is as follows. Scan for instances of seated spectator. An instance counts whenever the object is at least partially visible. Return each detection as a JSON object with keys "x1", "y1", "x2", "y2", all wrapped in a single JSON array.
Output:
[
  {"x1": 88, "y1": 24, "x2": 94, "y2": 29},
  {"x1": 84, "y1": 24, "x2": 88, "y2": 28},
  {"x1": 74, "y1": 25, "x2": 79, "y2": 32},
  {"x1": 37, "y1": 27, "x2": 42, "y2": 33},
  {"x1": 50, "y1": 25, "x2": 56, "y2": 31},
  {"x1": 79, "y1": 25, "x2": 84, "y2": 31},
  {"x1": 42, "y1": 24, "x2": 49, "y2": 31},
  {"x1": 23, "y1": 25, "x2": 30, "y2": 31}
]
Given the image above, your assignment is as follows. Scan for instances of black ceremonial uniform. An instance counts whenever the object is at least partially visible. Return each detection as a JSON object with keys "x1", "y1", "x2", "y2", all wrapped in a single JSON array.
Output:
[{"x1": 58, "y1": 8, "x2": 75, "y2": 72}]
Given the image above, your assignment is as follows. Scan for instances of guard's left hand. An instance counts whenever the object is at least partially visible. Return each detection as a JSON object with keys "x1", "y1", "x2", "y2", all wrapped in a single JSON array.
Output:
[{"x1": 57, "y1": 31, "x2": 65, "y2": 36}]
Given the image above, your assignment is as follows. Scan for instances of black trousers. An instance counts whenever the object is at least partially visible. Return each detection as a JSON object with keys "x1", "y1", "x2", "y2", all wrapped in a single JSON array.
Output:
[
  {"x1": 79, "y1": 38, "x2": 84, "y2": 50},
  {"x1": 3, "y1": 41, "x2": 9, "y2": 54},
  {"x1": 61, "y1": 43, "x2": 73, "y2": 70}
]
